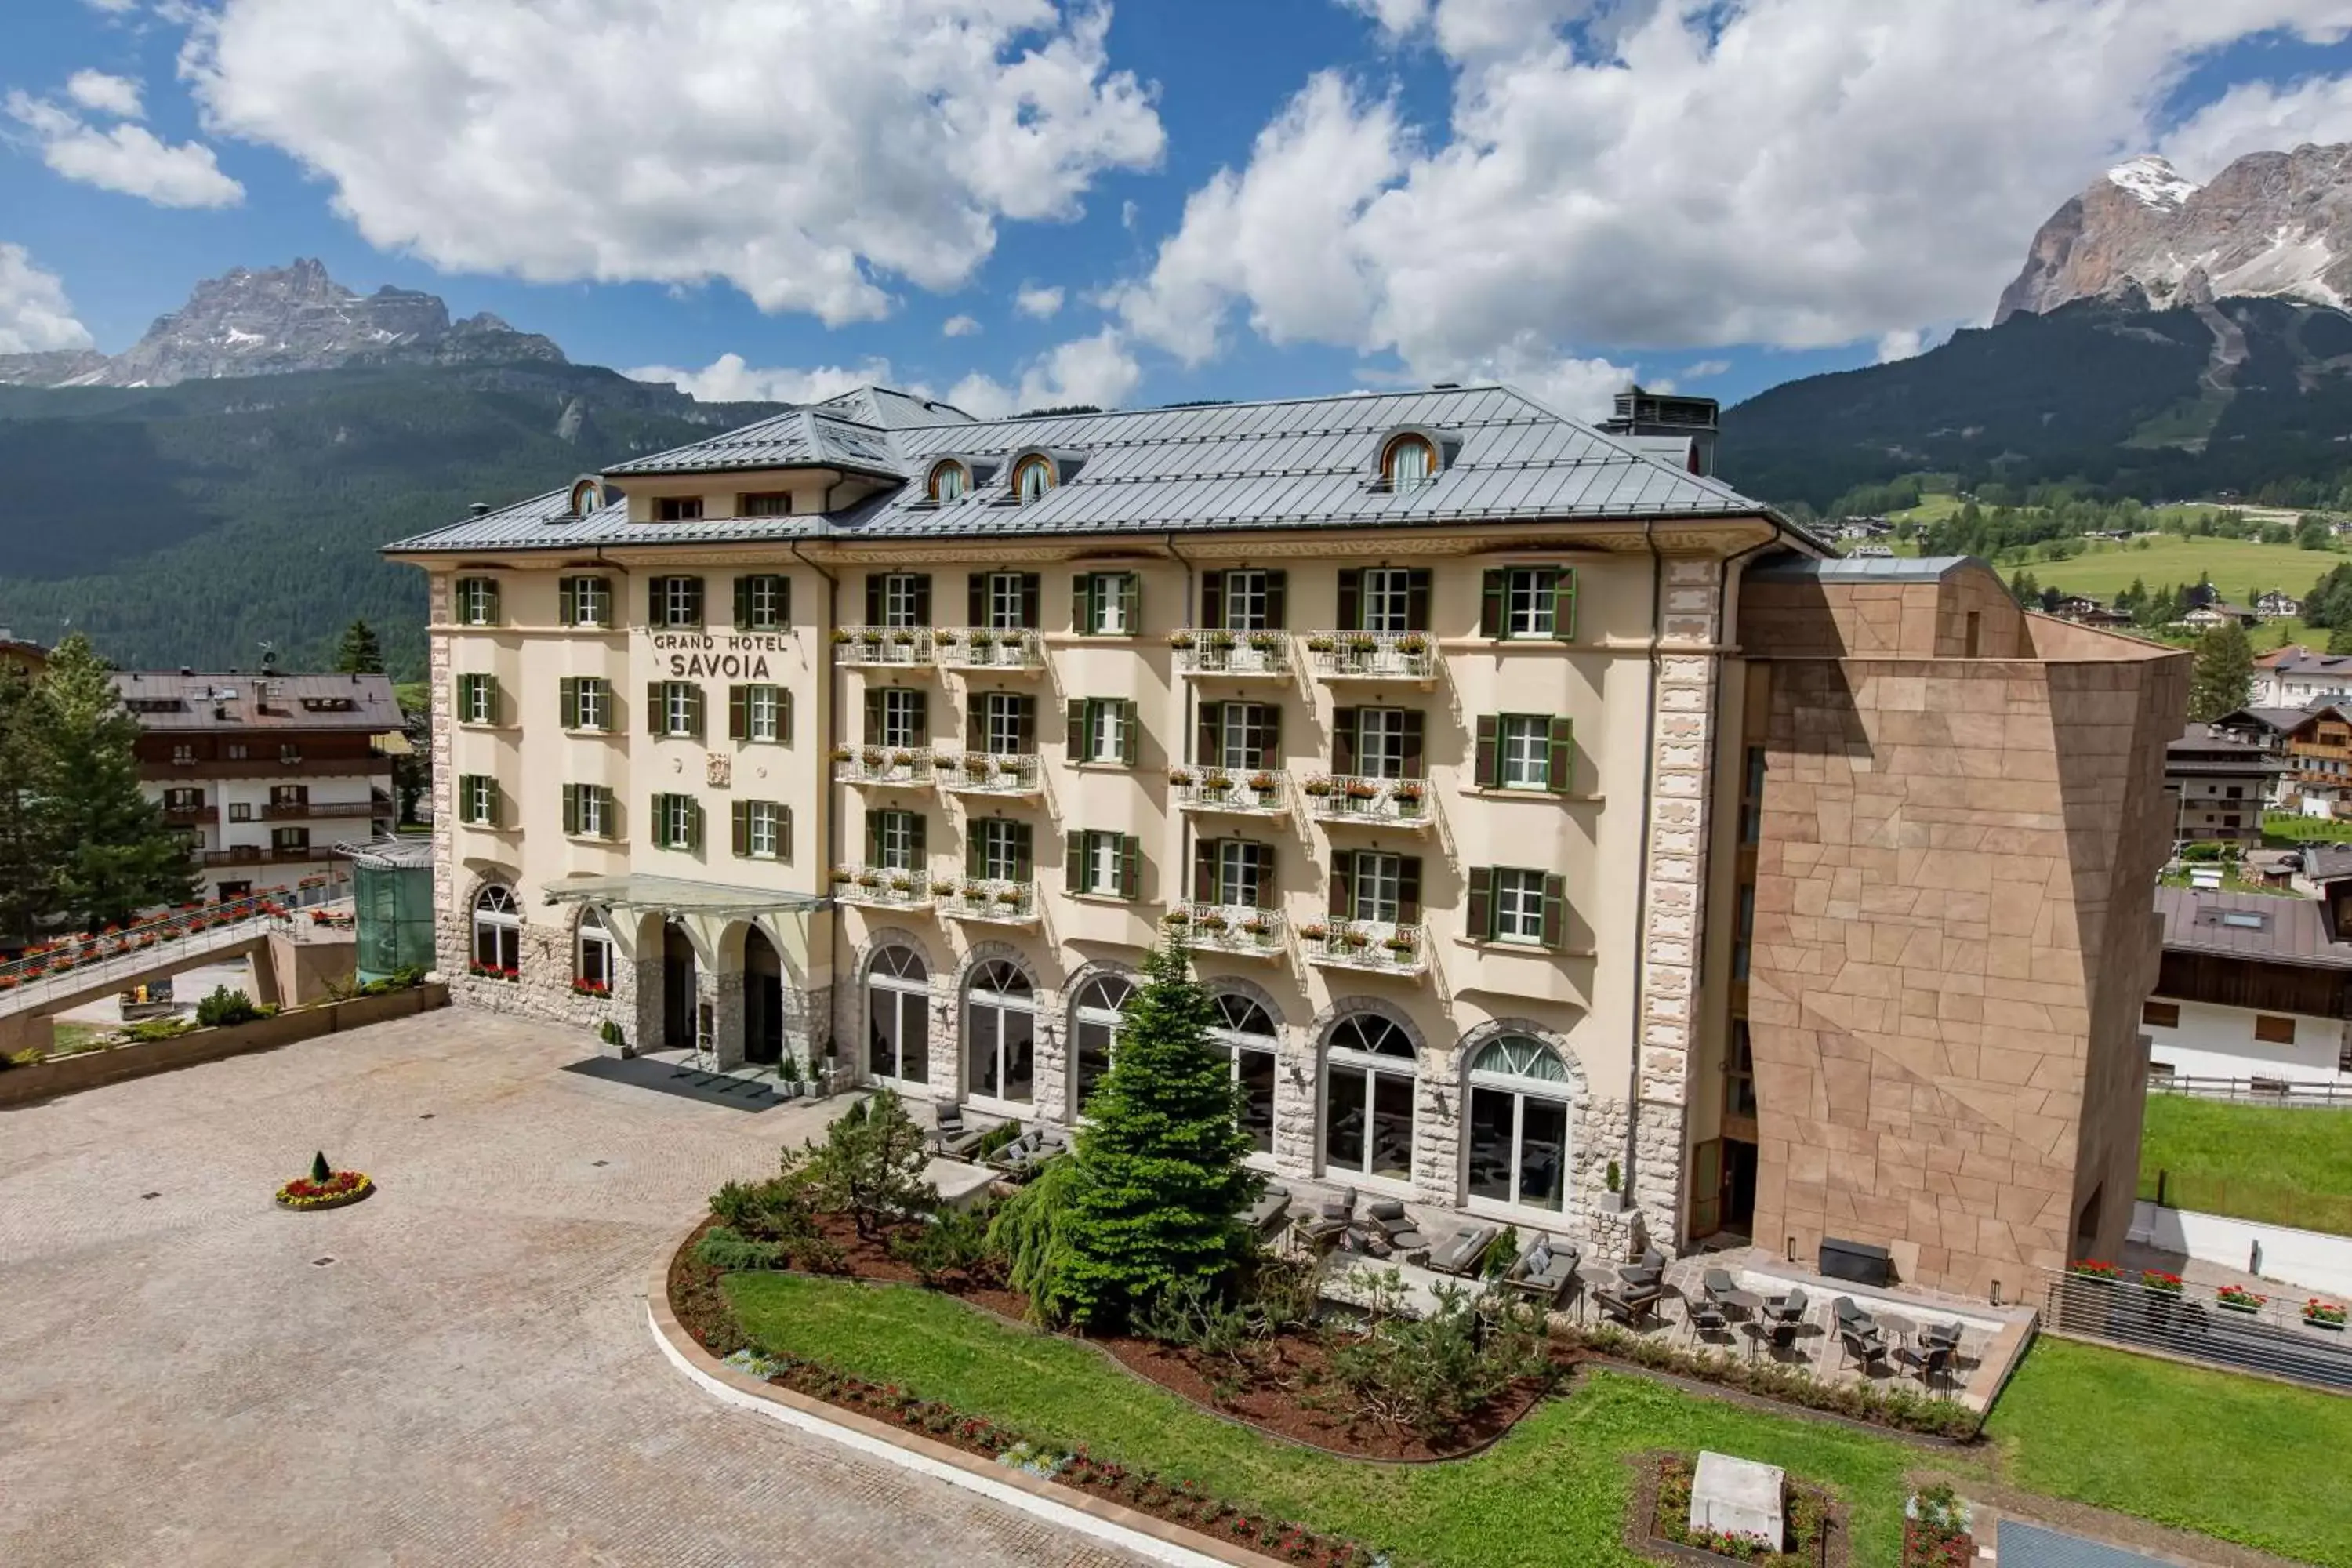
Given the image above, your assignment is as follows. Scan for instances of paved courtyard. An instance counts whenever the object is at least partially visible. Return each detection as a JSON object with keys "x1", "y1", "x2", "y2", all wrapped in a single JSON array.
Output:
[{"x1": 0, "y1": 1011, "x2": 1134, "y2": 1568}]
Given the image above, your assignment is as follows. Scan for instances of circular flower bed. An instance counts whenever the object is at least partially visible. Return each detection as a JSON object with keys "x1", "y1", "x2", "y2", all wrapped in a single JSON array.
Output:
[{"x1": 276, "y1": 1170, "x2": 375, "y2": 1210}]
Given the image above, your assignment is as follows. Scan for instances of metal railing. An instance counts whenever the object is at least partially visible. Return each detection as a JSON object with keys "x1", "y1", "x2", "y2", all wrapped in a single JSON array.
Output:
[
  {"x1": 1303, "y1": 630, "x2": 1437, "y2": 681},
  {"x1": 937, "y1": 752, "x2": 1042, "y2": 796},
  {"x1": 200, "y1": 845, "x2": 321, "y2": 867},
  {"x1": 1169, "y1": 769, "x2": 1290, "y2": 818},
  {"x1": 262, "y1": 800, "x2": 378, "y2": 820},
  {"x1": 829, "y1": 866, "x2": 935, "y2": 909},
  {"x1": 2148, "y1": 1073, "x2": 2352, "y2": 1108},
  {"x1": 934, "y1": 628, "x2": 1044, "y2": 670},
  {"x1": 1167, "y1": 902, "x2": 1286, "y2": 957},
  {"x1": 834, "y1": 626, "x2": 935, "y2": 666},
  {"x1": 2140, "y1": 1169, "x2": 2352, "y2": 1236},
  {"x1": 1300, "y1": 918, "x2": 1429, "y2": 975},
  {"x1": 2043, "y1": 1266, "x2": 2352, "y2": 1392},
  {"x1": 1303, "y1": 775, "x2": 1433, "y2": 828},
  {"x1": 0, "y1": 883, "x2": 348, "y2": 1015},
  {"x1": 938, "y1": 878, "x2": 1038, "y2": 924},
  {"x1": 1171, "y1": 631, "x2": 1290, "y2": 678},
  {"x1": 833, "y1": 747, "x2": 937, "y2": 787}
]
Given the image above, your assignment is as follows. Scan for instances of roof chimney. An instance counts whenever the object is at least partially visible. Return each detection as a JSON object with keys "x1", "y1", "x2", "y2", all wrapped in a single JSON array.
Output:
[
  {"x1": 1601, "y1": 384, "x2": 1720, "y2": 477},
  {"x1": 469, "y1": 501, "x2": 491, "y2": 516}
]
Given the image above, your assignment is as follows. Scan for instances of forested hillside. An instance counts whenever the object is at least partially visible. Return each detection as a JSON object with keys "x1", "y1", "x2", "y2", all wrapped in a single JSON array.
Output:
[
  {"x1": 1719, "y1": 296, "x2": 2352, "y2": 514},
  {"x1": 0, "y1": 363, "x2": 779, "y2": 678}
]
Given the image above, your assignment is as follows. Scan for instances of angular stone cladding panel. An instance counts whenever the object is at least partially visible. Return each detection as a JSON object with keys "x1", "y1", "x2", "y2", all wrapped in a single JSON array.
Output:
[{"x1": 1744, "y1": 644, "x2": 2185, "y2": 1298}]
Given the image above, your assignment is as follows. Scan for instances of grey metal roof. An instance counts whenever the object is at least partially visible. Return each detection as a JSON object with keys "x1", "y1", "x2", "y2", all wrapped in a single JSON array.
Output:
[
  {"x1": 387, "y1": 382, "x2": 1790, "y2": 555},
  {"x1": 113, "y1": 670, "x2": 402, "y2": 732},
  {"x1": 1745, "y1": 554, "x2": 1972, "y2": 583},
  {"x1": 2153, "y1": 887, "x2": 2352, "y2": 970}
]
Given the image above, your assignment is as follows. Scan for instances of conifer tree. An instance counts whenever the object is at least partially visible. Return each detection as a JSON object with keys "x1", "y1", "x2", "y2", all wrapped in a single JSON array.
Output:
[
  {"x1": 2187, "y1": 619, "x2": 2256, "y2": 724},
  {"x1": 42, "y1": 634, "x2": 199, "y2": 928},
  {"x1": 0, "y1": 665, "x2": 60, "y2": 946},
  {"x1": 333, "y1": 619, "x2": 385, "y2": 675},
  {"x1": 1058, "y1": 941, "x2": 1256, "y2": 1328}
]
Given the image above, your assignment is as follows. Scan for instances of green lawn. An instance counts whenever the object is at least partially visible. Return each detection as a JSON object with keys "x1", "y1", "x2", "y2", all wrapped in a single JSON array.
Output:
[
  {"x1": 724, "y1": 1271, "x2": 1944, "y2": 1567},
  {"x1": 1984, "y1": 536, "x2": 2337, "y2": 604},
  {"x1": 722, "y1": 1272, "x2": 2352, "y2": 1568},
  {"x1": 1986, "y1": 1337, "x2": 2352, "y2": 1567},
  {"x1": 2139, "y1": 1092, "x2": 2352, "y2": 1236},
  {"x1": 2263, "y1": 811, "x2": 2352, "y2": 844}
]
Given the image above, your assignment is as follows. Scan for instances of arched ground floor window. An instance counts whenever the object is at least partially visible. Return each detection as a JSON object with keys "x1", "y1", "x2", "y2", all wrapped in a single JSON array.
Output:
[
  {"x1": 1211, "y1": 992, "x2": 1279, "y2": 1155},
  {"x1": 472, "y1": 884, "x2": 519, "y2": 973},
  {"x1": 1323, "y1": 1012, "x2": 1416, "y2": 1184},
  {"x1": 866, "y1": 945, "x2": 930, "y2": 1084},
  {"x1": 1465, "y1": 1034, "x2": 1573, "y2": 1214},
  {"x1": 964, "y1": 959, "x2": 1034, "y2": 1103}
]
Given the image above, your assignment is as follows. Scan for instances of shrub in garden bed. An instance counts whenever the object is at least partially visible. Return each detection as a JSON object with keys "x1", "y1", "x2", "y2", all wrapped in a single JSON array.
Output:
[
  {"x1": 1900, "y1": 1483, "x2": 1972, "y2": 1568},
  {"x1": 1577, "y1": 1323, "x2": 1978, "y2": 1440}
]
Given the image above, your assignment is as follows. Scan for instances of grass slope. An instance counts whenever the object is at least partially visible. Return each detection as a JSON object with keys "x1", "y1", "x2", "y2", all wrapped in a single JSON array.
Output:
[
  {"x1": 1945, "y1": 536, "x2": 2338, "y2": 603},
  {"x1": 2138, "y1": 1093, "x2": 2352, "y2": 1236},
  {"x1": 1986, "y1": 1336, "x2": 2352, "y2": 1567}
]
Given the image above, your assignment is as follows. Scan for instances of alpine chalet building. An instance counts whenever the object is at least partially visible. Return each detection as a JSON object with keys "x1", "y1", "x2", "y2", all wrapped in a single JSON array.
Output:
[{"x1": 387, "y1": 385, "x2": 2185, "y2": 1298}]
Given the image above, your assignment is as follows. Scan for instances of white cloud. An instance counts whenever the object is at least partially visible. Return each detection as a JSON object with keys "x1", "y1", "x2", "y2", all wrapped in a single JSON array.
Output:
[
  {"x1": 82, "y1": 0, "x2": 142, "y2": 13},
  {"x1": 0, "y1": 244, "x2": 95, "y2": 355},
  {"x1": 2158, "y1": 74, "x2": 2352, "y2": 179},
  {"x1": 181, "y1": 0, "x2": 1163, "y2": 325},
  {"x1": 1876, "y1": 328, "x2": 1926, "y2": 363},
  {"x1": 1120, "y1": 1, "x2": 2352, "y2": 379},
  {"x1": 66, "y1": 71, "x2": 144, "y2": 118},
  {"x1": 6, "y1": 91, "x2": 242, "y2": 207},
  {"x1": 1680, "y1": 358, "x2": 1731, "y2": 379},
  {"x1": 625, "y1": 354, "x2": 903, "y2": 405},
  {"x1": 942, "y1": 314, "x2": 982, "y2": 337},
  {"x1": 1014, "y1": 282, "x2": 1066, "y2": 318},
  {"x1": 949, "y1": 326, "x2": 1141, "y2": 416}
]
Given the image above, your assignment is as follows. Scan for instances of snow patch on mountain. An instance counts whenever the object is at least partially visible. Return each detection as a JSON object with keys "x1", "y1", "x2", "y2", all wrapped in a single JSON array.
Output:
[{"x1": 2106, "y1": 155, "x2": 2198, "y2": 210}]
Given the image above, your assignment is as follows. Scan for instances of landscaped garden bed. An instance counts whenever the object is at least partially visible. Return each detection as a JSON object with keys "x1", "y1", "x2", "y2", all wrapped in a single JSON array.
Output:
[
  {"x1": 277, "y1": 1152, "x2": 373, "y2": 1210},
  {"x1": 1633, "y1": 1450, "x2": 1840, "y2": 1567},
  {"x1": 1898, "y1": 1483, "x2": 1972, "y2": 1568}
]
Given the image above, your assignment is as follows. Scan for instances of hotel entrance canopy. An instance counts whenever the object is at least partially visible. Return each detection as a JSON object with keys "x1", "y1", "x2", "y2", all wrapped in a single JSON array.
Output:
[{"x1": 540, "y1": 874, "x2": 829, "y2": 920}]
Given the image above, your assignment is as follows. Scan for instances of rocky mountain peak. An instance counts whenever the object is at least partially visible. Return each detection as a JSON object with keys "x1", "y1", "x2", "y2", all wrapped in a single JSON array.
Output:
[
  {"x1": 0, "y1": 259, "x2": 567, "y2": 388},
  {"x1": 1996, "y1": 142, "x2": 2352, "y2": 322}
]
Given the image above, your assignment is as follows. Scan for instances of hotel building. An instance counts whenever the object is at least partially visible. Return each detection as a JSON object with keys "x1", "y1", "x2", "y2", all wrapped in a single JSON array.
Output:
[{"x1": 386, "y1": 385, "x2": 2185, "y2": 1295}]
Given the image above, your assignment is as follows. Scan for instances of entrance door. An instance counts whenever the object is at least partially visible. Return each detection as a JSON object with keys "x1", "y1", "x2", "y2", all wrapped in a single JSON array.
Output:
[
  {"x1": 662, "y1": 923, "x2": 696, "y2": 1049},
  {"x1": 1724, "y1": 1138, "x2": 1758, "y2": 1238},
  {"x1": 1687, "y1": 1139, "x2": 1723, "y2": 1240},
  {"x1": 742, "y1": 927, "x2": 784, "y2": 1066}
]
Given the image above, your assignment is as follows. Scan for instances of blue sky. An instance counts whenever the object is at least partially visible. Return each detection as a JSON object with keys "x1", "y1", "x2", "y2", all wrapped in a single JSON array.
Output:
[{"x1": 5, "y1": 1, "x2": 2352, "y2": 417}]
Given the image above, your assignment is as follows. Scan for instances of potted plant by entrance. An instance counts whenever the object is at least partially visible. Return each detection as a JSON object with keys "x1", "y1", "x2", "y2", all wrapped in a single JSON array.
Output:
[{"x1": 779, "y1": 1054, "x2": 803, "y2": 1098}]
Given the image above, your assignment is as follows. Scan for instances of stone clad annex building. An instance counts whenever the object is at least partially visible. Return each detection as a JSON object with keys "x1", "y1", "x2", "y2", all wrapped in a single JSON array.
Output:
[{"x1": 387, "y1": 384, "x2": 2186, "y2": 1297}]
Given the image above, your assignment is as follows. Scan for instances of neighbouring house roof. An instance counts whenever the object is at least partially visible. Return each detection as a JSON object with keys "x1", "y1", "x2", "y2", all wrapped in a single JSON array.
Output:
[
  {"x1": 2262, "y1": 650, "x2": 2352, "y2": 681},
  {"x1": 2154, "y1": 887, "x2": 2352, "y2": 969},
  {"x1": 2302, "y1": 843, "x2": 2352, "y2": 883},
  {"x1": 2165, "y1": 723, "x2": 2286, "y2": 775},
  {"x1": 112, "y1": 670, "x2": 403, "y2": 731},
  {"x1": 385, "y1": 383, "x2": 1797, "y2": 555}
]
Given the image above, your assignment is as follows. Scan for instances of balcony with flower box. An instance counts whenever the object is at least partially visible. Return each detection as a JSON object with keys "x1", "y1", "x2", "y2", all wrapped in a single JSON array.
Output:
[
  {"x1": 1300, "y1": 919, "x2": 1430, "y2": 978},
  {"x1": 1171, "y1": 630, "x2": 1291, "y2": 681},
  {"x1": 937, "y1": 752, "x2": 1043, "y2": 799},
  {"x1": 1164, "y1": 902, "x2": 1287, "y2": 960},
  {"x1": 1169, "y1": 768, "x2": 1290, "y2": 822},
  {"x1": 934, "y1": 627, "x2": 1044, "y2": 673},
  {"x1": 829, "y1": 866, "x2": 935, "y2": 912},
  {"x1": 1303, "y1": 631, "x2": 1437, "y2": 685},
  {"x1": 1303, "y1": 775, "x2": 1435, "y2": 833},
  {"x1": 832, "y1": 746, "x2": 936, "y2": 789},
  {"x1": 833, "y1": 626, "x2": 935, "y2": 668},
  {"x1": 938, "y1": 877, "x2": 1040, "y2": 926}
]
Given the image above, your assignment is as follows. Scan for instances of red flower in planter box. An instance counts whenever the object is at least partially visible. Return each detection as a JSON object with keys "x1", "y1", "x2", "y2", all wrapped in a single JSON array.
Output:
[
  {"x1": 2140, "y1": 1269, "x2": 2183, "y2": 1293},
  {"x1": 571, "y1": 978, "x2": 611, "y2": 996},
  {"x1": 2217, "y1": 1283, "x2": 2267, "y2": 1310},
  {"x1": 2304, "y1": 1298, "x2": 2347, "y2": 1326}
]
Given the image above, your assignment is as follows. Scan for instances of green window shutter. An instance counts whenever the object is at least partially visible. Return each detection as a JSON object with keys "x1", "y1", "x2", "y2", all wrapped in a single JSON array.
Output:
[
  {"x1": 965, "y1": 701, "x2": 985, "y2": 754},
  {"x1": 1331, "y1": 706, "x2": 1358, "y2": 775},
  {"x1": 1397, "y1": 856, "x2": 1421, "y2": 924},
  {"x1": 558, "y1": 578, "x2": 577, "y2": 627},
  {"x1": 562, "y1": 782, "x2": 579, "y2": 836},
  {"x1": 486, "y1": 677, "x2": 501, "y2": 726},
  {"x1": 1552, "y1": 567, "x2": 1577, "y2": 641},
  {"x1": 908, "y1": 811, "x2": 926, "y2": 863},
  {"x1": 1193, "y1": 840, "x2": 1215, "y2": 903},
  {"x1": 484, "y1": 579, "x2": 501, "y2": 626},
  {"x1": 1474, "y1": 715, "x2": 1499, "y2": 788},
  {"x1": 1336, "y1": 568, "x2": 1362, "y2": 631},
  {"x1": 864, "y1": 574, "x2": 884, "y2": 625},
  {"x1": 687, "y1": 577, "x2": 706, "y2": 627},
  {"x1": 688, "y1": 799, "x2": 704, "y2": 852},
  {"x1": 863, "y1": 812, "x2": 880, "y2": 864},
  {"x1": 1120, "y1": 834, "x2": 1140, "y2": 899},
  {"x1": 1547, "y1": 717, "x2": 1575, "y2": 793},
  {"x1": 1467, "y1": 866, "x2": 1493, "y2": 941},
  {"x1": 1065, "y1": 699, "x2": 1087, "y2": 758},
  {"x1": 648, "y1": 576, "x2": 663, "y2": 629},
  {"x1": 649, "y1": 794, "x2": 664, "y2": 848},
  {"x1": 1119, "y1": 700, "x2": 1138, "y2": 765},
  {"x1": 1199, "y1": 571, "x2": 1222, "y2": 630},
  {"x1": 1263, "y1": 570, "x2": 1287, "y2": 629},
  {"x1": 1250, "y1": 843, "x2": 1276, "y2": 909},
  {"x1": 1196, "y1": 702, "x2": 1219, "y2": 769},
  {"x1": 559, "y1": 677, "x2": 579, "y2": 730},
  {"x1": 968, "y1": 572, "x2": 988, "y2": 627},
  {"x1": 1118, "y1": 572, "x2": 1139, "y2": 633},
  {"x1": 488, "y1": 780, "x2": 504, "y2": 829},
  {"x1": 909, "y1": 690, "x2": 928, "y2": 731},
  {"x1": 964, "y1": 829, "x2": 980, "y2": 879},
  {"x1": 781, "y1": 805, "x2": 795, "y2": 862},
  {"x1": 728, "y1": 685, "x2": 748, "y2": 742},
  {"x1": 731, "y1": 800, "x2": 750, "y2": 858},
  {"x1": 1327, "y1": 849, "x2": 1352, "y2": 917},
  {"x1": 781, "y1": 688, "x2": 795, "y2": 745},
  {"x1": 646, "y1": 681, "x2": 662, "y2": 736},
  {"x1": 1015, "y1": 696, "x2": 1036, "y2": 753},
  {"x1": 1541, "y1": 873, "x2": 1566, "y2": 949},
  {"x1": 733, "y1": 576, "x2": 751, "y2": 630},
  {"x1": 1073, "y1": 573, "x2": 1091, "y2": 633},
  {"x1": 1405, "y1": 568, "x2": 1431, "y2": 632},
  {"x1": 862, "y1": 690, "x2": 883, "y2": 746},
  {"x1": 1065, "y1": 829, "x2": 1084, "y2": 894},
  {"x1": 688, "y1": 686, "x2": 705, "y2": 741},
  {"x1": 1400, "y1": 710, "x2": 1425, "y2": 779},
  {"x1": 910, "y1": 573, "x2": 931, "y2": 625},
  {"x1": 1012, "y1": 823, "x2": 1033, "y2": 880},
  {"x1": 1021, "y1": 574, "x2": 1041, "y2": 630},
  {"x1": 1479, "y1": 568, "x2": 1506, "y2": 638}
]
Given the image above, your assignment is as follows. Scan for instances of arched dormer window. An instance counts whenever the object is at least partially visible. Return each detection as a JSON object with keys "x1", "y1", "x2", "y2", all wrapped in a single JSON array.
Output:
[
  {"x1": 1012, "y1": 453, "x2": 1056, "y2": 503},
  {"x1": 568, "y1": 477, "x2": 603, "y2": 516},
  {"x1": 1382, "y1": 433, "x2": 1439, "y2": 492},
  {"x1": 927, "y1": 459, "x2": 970, "y2": 502}
]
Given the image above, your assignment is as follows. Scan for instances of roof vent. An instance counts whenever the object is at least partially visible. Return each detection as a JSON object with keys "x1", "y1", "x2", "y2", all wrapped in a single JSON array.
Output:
[
  {"x1": 1430, "y1": 381, "x2": 1461, "y2": 390},
  {"x1": 469, "y1": 501, "x2": 490, "y2": 516}
]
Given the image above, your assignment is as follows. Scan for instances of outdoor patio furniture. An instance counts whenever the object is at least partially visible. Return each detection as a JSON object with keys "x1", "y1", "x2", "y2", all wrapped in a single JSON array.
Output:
[
  {"x1": 1765, "y1": 1287, "x2": 1809, "y2": 1327},
  {"x1": 1503, "y1": 1239, "x2": 1581, "y2": 1308},
  {"x1": 1833, "y1": 1296, "x2": 1875, "y2": 1332},
  {"x1": 1595, "y1": 1282, "x2": 1664, "y2": 1330},
  {"x1": 1922, "y1": 1319, "x2": 1964, "y2": 1349},
  {"x1": 1838, "y1": 1323, "x2": 1889, "y2": 1374},
  {"x1": 1685, "y1": 1294, "x2": 1732, "y2": 1347},
  {"x1": 1702, "y1": 1267, "x2": 1740, "y2": 1301},
  {"x1": 929, "y1": 1106, "x2": 987, "y2": 1160},
  {"x1": 1894, "y1": 1340, "x2": 1952, "y2": 1389},
  {"x1": 1423, "y1": 1221, "x2": 1498, "y2": 1276},
  {"x1": 1244, "y1": 1184, "x2": 1292, "y2": 1235}
]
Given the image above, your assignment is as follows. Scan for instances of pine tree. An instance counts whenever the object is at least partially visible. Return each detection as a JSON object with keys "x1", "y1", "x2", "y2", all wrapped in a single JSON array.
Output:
[
  {"x1": 1058, "y1": 942, "x2": 1257, "y2": 1328},
  {"x1": 333, "y1": 619, "x2": 386, "y2": 675},
  {"x1": 42, "y1": 634, "x2": 199, "y2": 928},
  {"x1": 2187, "y1": 620, "x2": 2256, "y2": 724},
  {"x1": 0, "y1": 666, "x2": 60, "y2": 946},
  {"x1": 2327, "y1": 623, "x2": 2352, "y2": 657}
]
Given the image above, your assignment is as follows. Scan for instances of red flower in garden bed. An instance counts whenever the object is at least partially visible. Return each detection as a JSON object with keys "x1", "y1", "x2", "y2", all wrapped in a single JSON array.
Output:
[{"x1": 570, "y1": 978, "x2": 611, "y2": 996}]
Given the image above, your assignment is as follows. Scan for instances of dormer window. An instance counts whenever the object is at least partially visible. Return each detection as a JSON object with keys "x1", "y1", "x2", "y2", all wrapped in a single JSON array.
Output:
[
  {"x1": 1382, "y1": 433, "x2": 1438, "y2": 492},
  {"x1": 568, "y1": 478, "x2": 602, "y2": 516},
  {"x1": 927, "y1": 460, "x2": 970, "y2": 502},
  {"x1": 1012, "y1": 454, "x2": 1055, "y2": 503},
  {"x1": 655, "y1": 496, "x2": 704, "y2": 522}
]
